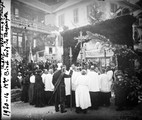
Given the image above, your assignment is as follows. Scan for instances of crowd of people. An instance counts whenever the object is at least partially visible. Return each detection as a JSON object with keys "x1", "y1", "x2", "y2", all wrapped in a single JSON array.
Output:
[{"x1": 11, "y1": 59, "x2": 141, "y2": 114}]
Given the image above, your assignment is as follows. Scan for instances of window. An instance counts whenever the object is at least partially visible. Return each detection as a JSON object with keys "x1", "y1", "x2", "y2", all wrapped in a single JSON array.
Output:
[
  {"x1": 12, "y1": 35, "x2": 17, "y2": 48},
  {"x1": 110, "y1": 3, "x2": 117, "y2": 13},
  {"x1": 73, "y1": 8, "x2": 79, "y2": 23},
  {"x1": 18, "y1": 36, "x2": 23, "y2": 54},
  {"x1": 18, "y1": 36, "x2": 22, "y2": 47},
  {"x1": 33, "y1": 39, "x2": 36, "y2": 48},
  {"x1": 58, "y1": 14, "x2": 64, "y2": 27},
  {"x1": 87, "y1": 5, "x2": 92, "y2": 19},
  {"x1": 15, "y1": 8, "x2": 19, "y2": 17},
  {"x1": 12, "y1": 33, "x2": 23, "y2": 54},
  {"x1": 49, "y1": 47, "x2": 52, "y2": 54}
]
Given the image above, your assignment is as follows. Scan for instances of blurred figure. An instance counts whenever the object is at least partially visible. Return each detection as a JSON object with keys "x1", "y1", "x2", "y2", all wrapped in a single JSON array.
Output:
[
  {"x1": 11, "y1": 69, "x2": 20, "y2": 89},
  {"x1": 17, "y1": 72, "x2": 23, "y2": 89},
  {"x1": 28, "y1": 60, "x2": 34, "y2": 71},
  {"x1": 113, "y1": 70, "x2": 127, "y2": 111}
]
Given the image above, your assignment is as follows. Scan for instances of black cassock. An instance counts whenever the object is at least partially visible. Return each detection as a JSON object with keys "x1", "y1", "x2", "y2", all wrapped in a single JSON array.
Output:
[
  {"x1": 34, "y1": 74, "x2": 45, "y2": 107},
  {"x1": 52, "y1": 70, "x2": 72, "y2": 112},
  {"x1": 21, "y1": 75, "x2": 30, "y2": 102}
]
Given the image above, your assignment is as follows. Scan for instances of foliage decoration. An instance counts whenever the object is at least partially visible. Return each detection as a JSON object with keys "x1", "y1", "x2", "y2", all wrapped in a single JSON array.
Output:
[
  {"x1": 113, "y1": 70, "x2": 142, "y2": 105},
  {"x1": 61, "y1": 15, "x2": 136, "y2": 67},
  {"x1": 112, "y1": 44, "x2": 139, "y2": 71}
]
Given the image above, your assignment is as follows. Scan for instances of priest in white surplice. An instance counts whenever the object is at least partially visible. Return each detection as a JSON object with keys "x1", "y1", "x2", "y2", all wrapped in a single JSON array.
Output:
[
  {"x1": 42, "y1": 69, "x2": 54, "y2": 105},
  {"x1": 99, "y1": 67, "x2": 113, "y2": 107},
  {"x1": 75, "y1": 69, "x2": 91, "y2": 114},
  {"x1": 69, "y1": 65, "x2": 81, "y2": 107},
  {"x1": 88, "y1": 66, "x2": 100, "y2": 110}
]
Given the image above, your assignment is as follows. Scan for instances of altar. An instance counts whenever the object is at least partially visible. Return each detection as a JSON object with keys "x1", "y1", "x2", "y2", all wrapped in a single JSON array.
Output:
[
  {"x1": 85, "y1": 49, "x2": 114, "y2": 67},
  {"x1": 77, "y1": 32, "x2": 114, "y2": 67}
]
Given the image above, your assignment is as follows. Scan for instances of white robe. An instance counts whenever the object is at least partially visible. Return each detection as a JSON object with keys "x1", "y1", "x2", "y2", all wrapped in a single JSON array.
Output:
[
  {"x1": 87, "y1": 71, "x2": 100, "y2": 92},
  {"x1": 72, "y1": 71, "x2": 81, "y2": 91},
  {"x1": 42, "y1": 73, "x2": 54, "y2": 91},
  {"x1": 65, "y1": 71, "x2": 71, "y2": 95},
  {"x1": 75, "y1": 75, "x2": 91, "y2": 109},
  {"x1": 99, "y1": 73, "x2": 111, "y2": 92},
  {"x1": 107, "y1": 70, "x2": 113, "y2": 91},
  {"x1": 65, "y1": 78, "x2": 71, "y2": 95}
]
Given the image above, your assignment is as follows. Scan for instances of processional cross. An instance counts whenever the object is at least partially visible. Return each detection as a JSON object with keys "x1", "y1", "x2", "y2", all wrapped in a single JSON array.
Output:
[{"x1": 74, "y1": 31, "x2": 89, "y2": 67}]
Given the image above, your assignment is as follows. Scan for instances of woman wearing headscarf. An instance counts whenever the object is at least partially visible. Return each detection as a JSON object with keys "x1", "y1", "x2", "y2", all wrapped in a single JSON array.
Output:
[{"x1": 75, "y1": 69, "x2": 91, "y2": 114}]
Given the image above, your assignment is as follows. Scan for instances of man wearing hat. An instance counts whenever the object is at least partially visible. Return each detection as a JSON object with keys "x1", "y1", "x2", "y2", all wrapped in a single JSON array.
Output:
[{"x1": 52, "y1": 65, "x2": 73, "y2": 113}]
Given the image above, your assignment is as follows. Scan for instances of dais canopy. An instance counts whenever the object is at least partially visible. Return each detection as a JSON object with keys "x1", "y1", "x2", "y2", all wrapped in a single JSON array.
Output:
[{"x1": 61, "y1": 15, "x2": 136, "y2": 66}]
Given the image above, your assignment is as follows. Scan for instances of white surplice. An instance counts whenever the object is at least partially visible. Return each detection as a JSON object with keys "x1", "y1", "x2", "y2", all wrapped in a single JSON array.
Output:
[
  {"x1": 72, "y1": 71, "x2": 81, "y2": 91},
  {"x1": 75, "y1": 74, "x2": 91, "y2": 109},
  {"x1": 42, "y1": 73, "x2": 54, "y2": 91},
  {"x1": 99, "y1": 73, "x2": 111, "y2": 92},
  {"x1": 87, "y1": 71, "x2": 100, "y2": 92}
]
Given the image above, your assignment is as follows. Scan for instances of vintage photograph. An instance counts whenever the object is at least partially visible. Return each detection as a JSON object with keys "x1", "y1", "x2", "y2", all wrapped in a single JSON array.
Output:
[{"x1": 1, "y1": 0, "x2": 142, "y2": 120}]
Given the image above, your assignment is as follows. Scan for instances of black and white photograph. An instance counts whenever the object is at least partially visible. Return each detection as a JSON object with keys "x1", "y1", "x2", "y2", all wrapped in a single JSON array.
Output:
[{"x1": 1, "y1": 0, "x2": 142, "y2": 120}]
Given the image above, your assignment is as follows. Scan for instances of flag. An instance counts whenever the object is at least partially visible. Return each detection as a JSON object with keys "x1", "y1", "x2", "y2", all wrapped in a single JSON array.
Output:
[
  {"x1": 15, "y1": 51, "x2": 22, "y2": 62},
  {"x1": 69, "y1": 47, "x2": 72, "y2": 58},
  {"x1": 29, "y1": 46, "x2": 34, "y2": 63}
]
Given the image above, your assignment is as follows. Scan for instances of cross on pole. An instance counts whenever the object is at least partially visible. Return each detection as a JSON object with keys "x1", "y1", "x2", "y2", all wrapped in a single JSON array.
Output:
[{"x1": 74, "y1": 31, "x2": 89, "y2": 68}]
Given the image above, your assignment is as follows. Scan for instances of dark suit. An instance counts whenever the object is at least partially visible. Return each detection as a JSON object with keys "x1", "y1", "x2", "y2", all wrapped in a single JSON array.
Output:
[{"x1": 52, "y1": 70, "x2": 72, "y2": 112}]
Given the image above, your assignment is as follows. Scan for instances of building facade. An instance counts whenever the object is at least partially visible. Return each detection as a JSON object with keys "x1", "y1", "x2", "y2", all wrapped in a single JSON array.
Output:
[
  {"x1": 11, "y1": 0, "x2": 62, "y2": 62},
  {"x1": 53, "y1": 0, "x2": 117, "y2": 30},
  {"x1": 11, "y1": 0, "x2": 141, "y2": 63},
  {"x1": 51, "y1": 0, "x2": 118, "y2": 64}
]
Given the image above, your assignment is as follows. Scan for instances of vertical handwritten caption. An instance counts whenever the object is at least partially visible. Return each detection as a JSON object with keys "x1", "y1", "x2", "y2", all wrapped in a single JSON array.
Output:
[{"x1": 1, "y1": 0, "x2": 11, "y2": 119}]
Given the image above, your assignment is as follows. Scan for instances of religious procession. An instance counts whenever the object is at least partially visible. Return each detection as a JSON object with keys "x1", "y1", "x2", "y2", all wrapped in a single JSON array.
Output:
[
  {"x1": 7, "y1": 0, "x2": 142, "y2": 119},
  {"x1": 11, "y1": 58, "x2": 142, "y2": 113}
]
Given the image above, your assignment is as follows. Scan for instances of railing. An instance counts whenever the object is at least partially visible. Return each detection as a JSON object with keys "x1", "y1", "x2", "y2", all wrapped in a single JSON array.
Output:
[{"x1": 11, "y1": 15, "x2": 58, "y2": 33}]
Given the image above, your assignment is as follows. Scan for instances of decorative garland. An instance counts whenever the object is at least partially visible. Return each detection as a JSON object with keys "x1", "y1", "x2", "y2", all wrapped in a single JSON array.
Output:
[{"x1": 61, "y1": 15, "x2": 136, "y2": 67}]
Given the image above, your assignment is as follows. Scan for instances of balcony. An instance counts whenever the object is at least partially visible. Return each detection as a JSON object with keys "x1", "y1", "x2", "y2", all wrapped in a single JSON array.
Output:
[{"x1": 11, "y1": 15, "x2": 58, "y2": 33}]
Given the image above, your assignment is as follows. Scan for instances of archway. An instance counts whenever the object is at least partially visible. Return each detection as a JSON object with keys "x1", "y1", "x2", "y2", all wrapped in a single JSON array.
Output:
[
  {"x1": 75, "y1": 31, "x2": 114, "y2": 70},
  {"x1": 61, "y1": 15, "x2": 136, "y2": 69}
]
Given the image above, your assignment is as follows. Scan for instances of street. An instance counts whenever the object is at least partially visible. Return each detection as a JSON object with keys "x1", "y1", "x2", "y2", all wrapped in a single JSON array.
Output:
[{"x1": 11, "y1": 100, "x2": 142, "y2": 120}]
